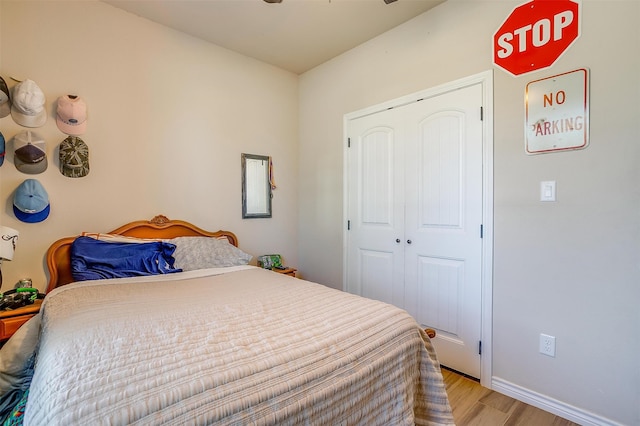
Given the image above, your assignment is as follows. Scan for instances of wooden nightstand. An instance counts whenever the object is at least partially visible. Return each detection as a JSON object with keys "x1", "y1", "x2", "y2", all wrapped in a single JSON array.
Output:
[
  {"x1": 0, "y1": 300, "x2": 42, "y2": 341},
  {"x1": 272, "y1": 267, "x2": 297, "y2": 277}
]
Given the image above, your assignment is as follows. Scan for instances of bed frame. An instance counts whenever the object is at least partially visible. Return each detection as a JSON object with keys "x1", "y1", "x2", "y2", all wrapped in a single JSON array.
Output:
[
  {"x1": 45, "y1": 215, "x2": 238, "y2": 294},
  {"x1": 44, "y1": 215, "x2": 438, "y2": 339}
]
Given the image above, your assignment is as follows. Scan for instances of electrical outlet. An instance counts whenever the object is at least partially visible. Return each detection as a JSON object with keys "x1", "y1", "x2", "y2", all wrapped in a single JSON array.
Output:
[{"x1": 539, "y1": 333, "x2": 556, "y2": 357}]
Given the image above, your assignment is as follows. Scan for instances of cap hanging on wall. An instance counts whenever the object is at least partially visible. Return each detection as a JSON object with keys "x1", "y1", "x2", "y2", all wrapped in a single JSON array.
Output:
[
  {"x1": 13, "y1": 179, "x2": 50, "y2": 223},
  {"x1": 0, "y1": 131, "x2": 5, "y2": 167},
  {"x1": 0, "y1": 76, "x2": 11, "y2": 118},
  {"x1": 0, "y1": 227, "x2": 18, "y2": 262},
  {"x1": 11, "y1": 79, "x2": 47, "y2": 128},
  {"x1": 0, "y1": 226, "x2": 19, "y2": 289},
  {"x1": 13, "y1": 130, "x2": 47, "y2": 174},
  {"x1": 56, "y1": 95, "x2": 87, "y2": 135},
  {"x1": 59, "y1": 136, "x2": 90, "y2": 178}
]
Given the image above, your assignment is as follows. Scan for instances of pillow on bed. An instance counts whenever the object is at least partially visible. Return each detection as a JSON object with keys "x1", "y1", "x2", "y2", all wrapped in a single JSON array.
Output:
[
  {"x1": 0, "y1": 315, "x2": 39, "y2": 423},
  {"x1": 168, "y1": 236, "x2": 252, "y2": 271},
  {"x1": 71, "y1": 236, "x2": 182, "y2": 281},
  {"x1": 82, "y1": 233, "x2": 228, "y2": 244},
  {"x1": 81, "y1": 233, "x2": 161, "y2": 244}
]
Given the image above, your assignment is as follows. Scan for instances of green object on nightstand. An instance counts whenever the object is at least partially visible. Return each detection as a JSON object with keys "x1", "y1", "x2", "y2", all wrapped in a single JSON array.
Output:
[{"x1": 257, "y1": 254, "x2": 283, "y2": 269}]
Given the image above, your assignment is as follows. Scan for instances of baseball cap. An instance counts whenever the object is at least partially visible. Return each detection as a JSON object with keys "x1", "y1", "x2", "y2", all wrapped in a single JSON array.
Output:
[
  {"x1": 13, "y1": 179, "x2": 50, "y2": 223},
  {"x1": 56, "y1": 95, "x2": 87, "y2": 135},
  {"x1": 59, "y1": 136, "x2": 89, "y2": 178},
  {"x1": 0, "y1": 131, "x2": 5, "y2": 167},
  {"x1": 13, "y1": 130, "x2": 47, "y2": 174},
  {"x1": 0, "y1": 76, "x2": 10, "y2": 118},
  {"x1": 11, "y1": 79, "x2": 46, "y2": 127}
]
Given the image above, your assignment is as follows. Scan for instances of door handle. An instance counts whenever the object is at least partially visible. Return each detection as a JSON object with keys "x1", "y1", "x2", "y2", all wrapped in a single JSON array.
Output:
[
  {"x1": 407, "y1": 239, "x2": 412, "y2": 244},
  {"x1": 396, "y1": 239, "x2": 401, "y2": 243}
]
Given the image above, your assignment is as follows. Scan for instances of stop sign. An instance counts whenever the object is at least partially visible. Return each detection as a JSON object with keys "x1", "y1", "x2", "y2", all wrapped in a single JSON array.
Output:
[{"x1": 493, "y1": 0, "x2": 581, "y2": 76}]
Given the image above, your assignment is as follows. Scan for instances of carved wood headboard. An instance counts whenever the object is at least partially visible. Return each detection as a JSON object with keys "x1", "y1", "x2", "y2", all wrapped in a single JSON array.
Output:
[{"x1": 45, "y1": 215, "x2": 238, "y2": 294}]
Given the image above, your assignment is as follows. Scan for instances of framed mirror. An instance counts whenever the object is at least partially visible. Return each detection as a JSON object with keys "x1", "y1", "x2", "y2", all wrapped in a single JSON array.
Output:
[{"x1": 242, "y1": 153, "x2": 272, "y2": 219}]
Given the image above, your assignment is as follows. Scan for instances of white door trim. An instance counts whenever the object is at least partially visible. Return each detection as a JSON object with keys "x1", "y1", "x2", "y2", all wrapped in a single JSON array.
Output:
[{"x1": 343, "y1": 70, "x2": 494, "y2": 388}]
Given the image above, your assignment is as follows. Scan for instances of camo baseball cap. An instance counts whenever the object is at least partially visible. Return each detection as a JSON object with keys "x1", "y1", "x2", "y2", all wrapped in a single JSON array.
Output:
[{"x1": 59, "y1": 136, "x2": 89, "y2": 178}]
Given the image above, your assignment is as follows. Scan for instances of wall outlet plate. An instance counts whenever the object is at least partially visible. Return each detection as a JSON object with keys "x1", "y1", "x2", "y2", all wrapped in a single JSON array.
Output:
[{"x1": 539, "y1": 333, "x2": 556, "y2": 357}]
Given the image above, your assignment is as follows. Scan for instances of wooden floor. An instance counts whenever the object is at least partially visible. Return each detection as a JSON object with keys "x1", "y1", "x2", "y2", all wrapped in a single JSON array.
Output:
[{"x1": 442, "y1": 367, "x2": 580, "y2": 426}]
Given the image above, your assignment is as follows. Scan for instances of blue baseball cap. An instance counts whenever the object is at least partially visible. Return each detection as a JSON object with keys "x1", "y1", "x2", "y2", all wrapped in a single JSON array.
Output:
[
  {"x1": 13, "y1": 179, "x2": 50, "y2": 223},
  {"x1": 0, "y1": 131, "x2": 5, "y2": 167}
]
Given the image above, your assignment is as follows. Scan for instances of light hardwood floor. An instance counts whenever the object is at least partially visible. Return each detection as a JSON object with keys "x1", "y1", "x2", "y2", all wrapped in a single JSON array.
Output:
[{"x1": 442, "y1": 367, "x2": 580, "y2": 425}]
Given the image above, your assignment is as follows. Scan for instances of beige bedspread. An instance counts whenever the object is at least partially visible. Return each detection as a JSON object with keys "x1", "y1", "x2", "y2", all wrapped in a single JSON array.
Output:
[{"x1": 25, "y1": 267, "x2": 453, "y2": 425}]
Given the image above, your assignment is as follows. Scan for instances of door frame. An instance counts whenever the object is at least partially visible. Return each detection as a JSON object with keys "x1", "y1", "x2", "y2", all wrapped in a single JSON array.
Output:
[{"x1": 343, "y1": 70, "x2": 494, "y2": 388}]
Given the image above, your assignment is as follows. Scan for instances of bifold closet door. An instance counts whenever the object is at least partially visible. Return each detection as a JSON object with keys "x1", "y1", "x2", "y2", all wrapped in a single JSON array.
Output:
[
  {"x1": 345, "y1": 106, "x2": 406, "y2": 309},
  {"x1": 401, "y1": 84, "x2": 484, "y2": 379},
  {"x1": 346, "y1": 82, "x2": 484, "y2": 379}
]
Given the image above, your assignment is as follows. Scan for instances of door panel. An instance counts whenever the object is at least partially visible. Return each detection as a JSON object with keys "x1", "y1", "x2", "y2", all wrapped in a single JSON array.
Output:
[
  {"x1": 359, "y1": 250, "x2": 395, "y2": 303},
  {"x1": 346, "y1": 109, "x2": 405, "y2": 308},
  {"x1": 361, "y1": 128, "x2": 394, "y2": 225},
  {"x1": 404, "y1": 85, "x2": 483, "y2": 378},
  {"x1": 416, "y1": 256, "x2": 463, "y2": 333},
  {"x1": 420, "y1": 112, "x2": 463, "y2": 228}
]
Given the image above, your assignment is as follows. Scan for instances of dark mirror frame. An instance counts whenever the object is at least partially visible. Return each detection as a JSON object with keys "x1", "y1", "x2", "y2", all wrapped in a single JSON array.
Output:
[{"x1": 242, "y1": 153, "x2": 272, "y2": 219}]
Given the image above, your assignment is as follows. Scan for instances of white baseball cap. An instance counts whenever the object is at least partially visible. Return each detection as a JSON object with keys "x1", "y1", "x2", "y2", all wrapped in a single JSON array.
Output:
[{"x1": 11, "y1": 79, "x2": 47, "y2": 127}]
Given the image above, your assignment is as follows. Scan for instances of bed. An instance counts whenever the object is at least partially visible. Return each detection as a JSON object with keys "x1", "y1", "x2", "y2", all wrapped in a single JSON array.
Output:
[{"x1": 15, "y1": 215, "x2": 453, "y2": 425}]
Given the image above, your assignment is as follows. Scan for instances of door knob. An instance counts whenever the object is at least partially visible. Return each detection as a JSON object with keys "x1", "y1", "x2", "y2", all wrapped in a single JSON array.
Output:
[
  {"x1": 396, "y1": 239, "x2": 401, "y2": 243},
  {"x1": 407, "y1": 239, "x2": 412, "y2": 244}
]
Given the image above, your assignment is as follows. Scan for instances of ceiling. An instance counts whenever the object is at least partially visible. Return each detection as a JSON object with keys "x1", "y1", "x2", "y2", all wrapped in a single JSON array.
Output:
[{"x1": 102, "y1": 0, "x2": 445, "y2": 74}]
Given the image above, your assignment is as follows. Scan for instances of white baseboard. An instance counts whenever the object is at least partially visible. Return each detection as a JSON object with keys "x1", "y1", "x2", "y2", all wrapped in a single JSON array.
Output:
[{"x1": 491, "y1": 377, "x2": 625, "y2": 426}]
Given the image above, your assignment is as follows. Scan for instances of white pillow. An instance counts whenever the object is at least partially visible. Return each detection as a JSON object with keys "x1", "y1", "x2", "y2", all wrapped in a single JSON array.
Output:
[
  {"x1": 168, "y1": 237, "x2": 252, "y2": 271},
  {"x1": 81, "y1": 233, "x2": 160, "y2": 244}
]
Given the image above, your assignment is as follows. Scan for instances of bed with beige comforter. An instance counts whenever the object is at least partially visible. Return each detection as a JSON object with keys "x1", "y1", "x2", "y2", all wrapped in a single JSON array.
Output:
[{"x1": 25, "y1": 266, "x2": 453, "y2": 425}]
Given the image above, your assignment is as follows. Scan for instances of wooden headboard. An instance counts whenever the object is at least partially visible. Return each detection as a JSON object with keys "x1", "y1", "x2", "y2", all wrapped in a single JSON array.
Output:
[{"x1": 45, "y1": 215, "x2": 238, "y2": 294}]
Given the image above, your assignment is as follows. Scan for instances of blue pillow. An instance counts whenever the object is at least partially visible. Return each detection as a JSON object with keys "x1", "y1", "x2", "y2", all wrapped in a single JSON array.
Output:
[{"x1": 71, "y1": 236, "x2": 182, "y2": 282}]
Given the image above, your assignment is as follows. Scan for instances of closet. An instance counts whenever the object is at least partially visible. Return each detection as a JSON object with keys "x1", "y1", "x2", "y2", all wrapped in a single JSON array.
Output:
[{"x1": 345, "y1": 80, "x2": 487, "y2": 379}]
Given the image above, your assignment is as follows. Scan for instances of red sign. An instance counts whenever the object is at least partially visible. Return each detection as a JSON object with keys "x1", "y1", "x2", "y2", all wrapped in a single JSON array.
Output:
[{"x1": 493, "y1": 0, "x2": 581, "y2": 76}]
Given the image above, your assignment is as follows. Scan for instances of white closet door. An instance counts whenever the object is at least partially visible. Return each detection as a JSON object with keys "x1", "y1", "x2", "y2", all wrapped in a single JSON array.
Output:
[
  {"x1": 346, "y1": 107, "x2": 406, "y2": 308},
  {"x1": 403, "y1": 83, "x2": 484, "y2": 379},
  {"x1": 346, "y1": 82, "x2": 484, "y2": 379}
]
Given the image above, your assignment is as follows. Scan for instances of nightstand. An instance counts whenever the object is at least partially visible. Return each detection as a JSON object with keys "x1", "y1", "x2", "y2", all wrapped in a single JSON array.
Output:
[
  {"x1": 0, "y1": 300, "x2": 42, "y2": 341},
  {"x1": 272, "y1": 267, "x2": 297, "y2": 277}
]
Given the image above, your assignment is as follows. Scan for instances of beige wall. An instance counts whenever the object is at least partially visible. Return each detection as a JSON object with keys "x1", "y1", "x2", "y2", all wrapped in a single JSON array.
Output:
[
  {"x1": 298, "y1": 1, "x2": 639, "y2": 425},
  {"x1": 1, "y1": 0, "x2": 638, "y2": 424},
  {"x1": 0, "y1": 1, "x2": 299, "y2": 289}
]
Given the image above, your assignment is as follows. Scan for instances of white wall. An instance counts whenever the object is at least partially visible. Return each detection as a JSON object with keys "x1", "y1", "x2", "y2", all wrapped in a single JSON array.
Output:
[
  {"x1": 0, "y1": 0, "x2": 299, "y2": 289},
  {"x1": 298, "y1": 1, "x2": 639, "y2": 425}
]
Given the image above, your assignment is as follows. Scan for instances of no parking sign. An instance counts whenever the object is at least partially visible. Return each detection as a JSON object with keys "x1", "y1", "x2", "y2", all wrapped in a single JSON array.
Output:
[{"x1": 525, "y1": 68, "x2": 589, "y2": 154}]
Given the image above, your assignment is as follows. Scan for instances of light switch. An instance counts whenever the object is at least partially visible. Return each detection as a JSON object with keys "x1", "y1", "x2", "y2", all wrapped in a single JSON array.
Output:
[{"x1": 540, "y1": 181, "x2": 556, "y2": 202}]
